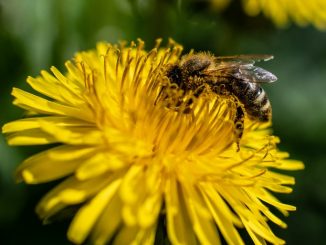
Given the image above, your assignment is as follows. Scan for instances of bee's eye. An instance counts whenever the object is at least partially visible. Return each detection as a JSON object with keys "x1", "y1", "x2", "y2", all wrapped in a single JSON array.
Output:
[{"x1": 167, "y1": 65, "x2": 183, "y2": 86}]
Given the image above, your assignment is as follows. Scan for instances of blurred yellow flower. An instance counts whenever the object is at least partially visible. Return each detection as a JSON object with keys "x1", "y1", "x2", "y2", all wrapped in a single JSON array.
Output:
[
  {"x1": 2, "y1": 39, "x2": 304, "y2": 245},
  {"x1": 211, "y1": 0, "x2": 326, "y2": 29}
]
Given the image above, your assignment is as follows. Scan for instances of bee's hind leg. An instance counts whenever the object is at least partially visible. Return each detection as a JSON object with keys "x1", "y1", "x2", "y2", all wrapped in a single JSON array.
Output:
[{"x1": 234, "y1": 102, "x2": 245, "y2": 151}]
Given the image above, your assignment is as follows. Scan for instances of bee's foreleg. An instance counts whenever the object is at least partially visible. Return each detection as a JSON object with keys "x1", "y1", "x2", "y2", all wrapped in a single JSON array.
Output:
[{"x1": 234, "y1": 102, "x2": 244, "y2": 151}]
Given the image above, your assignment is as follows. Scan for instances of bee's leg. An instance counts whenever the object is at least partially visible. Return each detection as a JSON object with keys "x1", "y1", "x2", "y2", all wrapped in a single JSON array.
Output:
[{"x1": 234, "y1": 102, "x2": 244, "y2": 151}]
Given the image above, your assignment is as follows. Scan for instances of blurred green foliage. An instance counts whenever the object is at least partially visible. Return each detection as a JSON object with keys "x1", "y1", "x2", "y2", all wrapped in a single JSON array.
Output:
[{"x1": 1, "y1": 0, "x2": 325, "y2": 244}]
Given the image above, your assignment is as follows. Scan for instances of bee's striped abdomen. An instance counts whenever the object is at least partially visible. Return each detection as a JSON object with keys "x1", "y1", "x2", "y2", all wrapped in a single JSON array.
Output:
[{"x1": 231, "y1": 80, "x2": 271, "y2": 122}]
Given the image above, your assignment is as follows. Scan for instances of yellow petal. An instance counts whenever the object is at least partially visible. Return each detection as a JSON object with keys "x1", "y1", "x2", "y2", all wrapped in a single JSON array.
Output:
[
  {"x1": 16, "y1": 145, "x2": 97, "y2": 183},
  {"x1": 201, "y1": 186, "x2": 245, "y2": 245},
  {"x1": 26, "y1": 75, "x2": 83, "y2": 106},
  {"x1": 120, "y1": 165, "x2": 144, "y2": 204},
  {"x1": 2, "y1": 116, "x2": 92, "y2": 134},
  {"x1": 137, "y1": 192, "x2": 162, "y2": 228},
  {"x1": 6, "y1": 129, "x2": 57, "y2": 145},
  {"x1": 38, "y1": 120, "x2": 103, "y2": 145},
  {"x1": 36, "y1": 174, "x2": 114, "y2": 220},
  {"x1": 165, "y1": 178, "x2": 197, "y2": 245},
  {"x1": 182, "y1": 184, "x2": 221, "y2": 245},
  {"x1": 68, "y1": 179, "x2": 121, "y2": 244},
  {"x1": 112, "y1": 225, "x2": 157, "y2": 245},
  {"x1": 12, "y1": 88, "x2": 92, "y2": 121},
  {"x1": 92, "y1": 194, "x2": 123, "y2": 245},
  {"x1": 76, "y1": 154, "x2": 109, "y2": 180}
]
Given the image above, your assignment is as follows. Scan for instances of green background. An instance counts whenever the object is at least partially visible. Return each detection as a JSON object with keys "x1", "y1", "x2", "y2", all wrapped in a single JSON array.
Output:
[{"x1": 1, "y1": 0, "x2": 325, "y2": 244}]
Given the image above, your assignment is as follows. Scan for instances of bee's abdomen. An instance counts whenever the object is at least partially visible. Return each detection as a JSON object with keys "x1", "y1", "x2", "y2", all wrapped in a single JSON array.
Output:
[{"x1": 231, "y1": 80, "x2": 271, "y2": 122}]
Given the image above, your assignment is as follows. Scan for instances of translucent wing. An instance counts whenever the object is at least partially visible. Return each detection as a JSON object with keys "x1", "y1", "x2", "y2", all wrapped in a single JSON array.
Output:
[
  {"x1": 212, "y1": 55, "x2": 277, "y2": 83},
  {"x1": 240, "y1": 65, "x2": 277, "y2": 83},
  {"x1": 215, "y1": 54, "x2": 274, "y2": 64}
]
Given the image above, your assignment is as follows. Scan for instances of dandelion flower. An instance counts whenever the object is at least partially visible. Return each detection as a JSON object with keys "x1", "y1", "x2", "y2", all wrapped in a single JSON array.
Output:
[
  {"x1": 2, "y1": 39, "x2": 304, "y2": 245},
  {"x1": 211, "y1": 0, "x2": 326, "y2": 30}
]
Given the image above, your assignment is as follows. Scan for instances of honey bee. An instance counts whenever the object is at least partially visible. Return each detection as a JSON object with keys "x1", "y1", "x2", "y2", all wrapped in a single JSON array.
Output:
[{"x1": 161, "y1": 52, "x2": 277, "y2": 150}]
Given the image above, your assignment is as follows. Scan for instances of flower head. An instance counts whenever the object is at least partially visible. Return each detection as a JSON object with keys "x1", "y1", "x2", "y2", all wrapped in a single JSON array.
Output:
[{"x1": 2, "y1": 39, "x2": 304, "y2": 245}]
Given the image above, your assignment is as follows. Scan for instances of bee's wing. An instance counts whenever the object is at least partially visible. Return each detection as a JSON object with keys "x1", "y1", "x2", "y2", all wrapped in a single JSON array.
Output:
[
  {"x1": 236, "y1": 64, "x2": 277, "y2": 83},
  {"x1": 214, "y1": 55, "x2": 276, "y2": 83},
  {"x1": 215, "y1": 54, "x2": 274, "y2": 64}
]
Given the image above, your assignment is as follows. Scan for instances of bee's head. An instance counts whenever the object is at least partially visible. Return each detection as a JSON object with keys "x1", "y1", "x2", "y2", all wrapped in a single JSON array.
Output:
[{"x1": 166, "y1": 64, "x2": 183, "y2": 87}]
